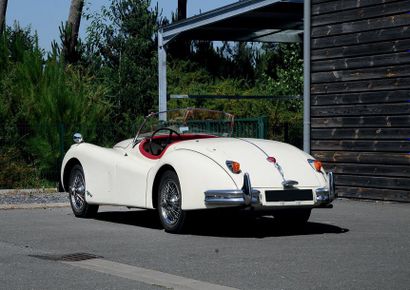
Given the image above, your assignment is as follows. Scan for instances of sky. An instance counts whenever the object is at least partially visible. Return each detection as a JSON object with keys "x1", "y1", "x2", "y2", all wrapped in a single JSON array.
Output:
[{"x1": 6, "y1": 0, "x2": 236, "y2": 51}]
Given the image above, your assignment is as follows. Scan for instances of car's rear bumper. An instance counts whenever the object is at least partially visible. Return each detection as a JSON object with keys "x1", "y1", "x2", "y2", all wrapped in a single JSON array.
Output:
[
  {"x1": 204, "y1": 173, "x2": 260, "y2": 206},
  {"x1": 204, "y1": 172, "x2": 336, "y2": 207}
]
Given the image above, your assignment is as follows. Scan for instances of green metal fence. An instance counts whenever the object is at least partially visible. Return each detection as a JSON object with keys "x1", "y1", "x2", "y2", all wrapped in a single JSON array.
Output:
[
  {"x1": 184, "y1": 116, "x2": 267, "y2": 139},
  {"x1": 233, "y1": 117, "x2": 267, "y2": 139}
]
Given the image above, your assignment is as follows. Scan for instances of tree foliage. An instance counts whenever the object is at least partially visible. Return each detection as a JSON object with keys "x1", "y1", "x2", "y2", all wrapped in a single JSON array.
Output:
[
  {"x1": 84, "y1": 0, "x2": 158, "y2": 118},
  {"x1": 0, "y1": 0, "x2": 304, "y2": 188},
  {"x1": 167, "y1": 42, "x2": 303, "y2": 143},
  {"x1": 0, "y1": 25, "x2": 110, "y2": 186}
]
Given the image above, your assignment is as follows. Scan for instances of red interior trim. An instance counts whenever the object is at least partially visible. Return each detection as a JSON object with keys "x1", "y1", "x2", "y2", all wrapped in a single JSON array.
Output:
[{"x1": 139, "y1": 134, "x2": 217, "y2": 160}]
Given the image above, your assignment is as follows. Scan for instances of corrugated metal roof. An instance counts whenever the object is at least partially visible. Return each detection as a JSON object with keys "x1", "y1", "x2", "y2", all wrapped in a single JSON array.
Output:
[{"x1": 160, "y1": 0, "x2": 304, "y2": 44}]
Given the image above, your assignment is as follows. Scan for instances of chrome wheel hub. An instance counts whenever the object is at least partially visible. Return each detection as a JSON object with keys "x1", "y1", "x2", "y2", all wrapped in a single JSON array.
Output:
[
  {"x1": 160, "y1": 180, "x2": 181, "y2": 225},
  {"x1": 70, "y1": 173, "x2": 85, "y2": 211}
]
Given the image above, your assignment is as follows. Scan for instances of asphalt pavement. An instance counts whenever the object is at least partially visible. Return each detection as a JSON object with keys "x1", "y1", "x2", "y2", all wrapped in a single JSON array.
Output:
[{"x1": 0, "y1": 199, "x2": 409, "y2": 289}]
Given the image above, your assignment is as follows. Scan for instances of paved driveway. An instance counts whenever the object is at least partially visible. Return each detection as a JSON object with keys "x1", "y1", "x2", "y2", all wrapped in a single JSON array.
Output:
[{"x1": 0, "y1": 199, "x2": 409, "y2": 289}]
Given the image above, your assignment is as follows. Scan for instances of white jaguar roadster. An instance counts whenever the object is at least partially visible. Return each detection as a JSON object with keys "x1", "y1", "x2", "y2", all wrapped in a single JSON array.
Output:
[{"x1": 60, "y1": 108, "x2": 335, "y2": 233}]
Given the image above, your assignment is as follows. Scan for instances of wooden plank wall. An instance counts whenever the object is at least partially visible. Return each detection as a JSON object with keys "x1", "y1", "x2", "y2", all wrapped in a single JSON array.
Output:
[{"x1": 310, "y1": 0, "x2": 410, "y2": 201}]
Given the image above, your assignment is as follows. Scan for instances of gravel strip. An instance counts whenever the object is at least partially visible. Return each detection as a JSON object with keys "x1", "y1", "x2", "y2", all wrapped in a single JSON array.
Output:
[
  {"x1": 0, "y1": 188, "x2": 69, "y2": 209},
  {"x1": 0, "y1": 203, "x2": 69, "y2": 210}
]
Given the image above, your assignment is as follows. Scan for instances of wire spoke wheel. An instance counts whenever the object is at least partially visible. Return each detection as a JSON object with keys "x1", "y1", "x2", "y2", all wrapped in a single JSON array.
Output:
[
  {"x1": 70, "y1": 173, "x2": 86, "y2": 211},
  {"x1": 157, "y1": 170, "x2": 186, "y2": 233},
  {"x1": 160, "y1": 180, "x2": 181, "y2": 225},
  {"x1": 68, "y1": 164, "x2": 99, "y2": 218}
]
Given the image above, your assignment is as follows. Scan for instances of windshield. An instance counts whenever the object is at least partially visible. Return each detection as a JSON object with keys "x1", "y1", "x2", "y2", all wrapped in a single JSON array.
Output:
[{"x1": 134, "y1": 108, "x2": 234, "y2": 141}]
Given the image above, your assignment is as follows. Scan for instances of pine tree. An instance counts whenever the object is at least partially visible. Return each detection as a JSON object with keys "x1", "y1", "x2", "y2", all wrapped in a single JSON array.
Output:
[
  {"x1": 63, "y1": 0, "x2": 84, "y2": 63},
  {"x1": 85, "y1": 0, "x2": 158, "y2": 117},
  {"x1": 0, "y1": 0, "x2": 8, "y2": 33}
]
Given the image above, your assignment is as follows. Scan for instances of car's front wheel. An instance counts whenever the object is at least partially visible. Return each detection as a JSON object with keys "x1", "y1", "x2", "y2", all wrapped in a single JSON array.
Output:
[
  {"x1": 157, "y1": 170, "x2": 186, "y2": 233},
  {"x1": 68, "y1": 164, "x2": 99, "y2": 218}
]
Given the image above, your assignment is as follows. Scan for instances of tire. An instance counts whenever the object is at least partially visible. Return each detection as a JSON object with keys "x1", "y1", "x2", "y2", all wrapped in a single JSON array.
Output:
[
  {"x1": 157, "y1": 170, "x2": 186, "y2": 233},
  {"x1": 68, "y1": 164, "x2": 99, "y2": 218},
  {"x1": 273, "y1": 208, "x2": 311, "y2": 226}
]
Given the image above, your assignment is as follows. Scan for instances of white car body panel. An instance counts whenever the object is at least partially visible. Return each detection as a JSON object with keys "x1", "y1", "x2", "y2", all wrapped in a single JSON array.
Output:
[{"x1": 61, "y1": 137, "x2": 332, "y2": 211}]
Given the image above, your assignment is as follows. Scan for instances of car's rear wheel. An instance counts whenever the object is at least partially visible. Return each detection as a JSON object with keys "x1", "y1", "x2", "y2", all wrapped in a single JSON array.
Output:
[
  {"x1": 68, "y1": 164, "x2": 99, "y2": 218},
  {"x1": 157, "y1": 170, "x2": 186, "y2": 233},
  {"x1": 273, "y1": 208, "x2": 311, "y2": 226}
]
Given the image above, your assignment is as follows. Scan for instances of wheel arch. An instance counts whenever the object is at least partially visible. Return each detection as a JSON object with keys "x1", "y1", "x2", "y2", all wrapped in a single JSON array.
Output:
[
  {"x1": 151, "y1": 164, "x2": 177, "y2": 209},
  {"x1": 62, "y1": 158, "x2": 82, "y2": 192}
]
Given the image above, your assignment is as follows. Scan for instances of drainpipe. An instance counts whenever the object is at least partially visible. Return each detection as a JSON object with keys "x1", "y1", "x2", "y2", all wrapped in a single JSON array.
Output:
[{"x1": 303, "y1": 0, "x2": 311, "y2": 153}]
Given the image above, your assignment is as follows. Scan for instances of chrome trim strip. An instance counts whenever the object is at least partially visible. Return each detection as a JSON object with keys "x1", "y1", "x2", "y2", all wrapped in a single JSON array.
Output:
[{"x1": 205, "y1": 189, "x2": 243, "y2": 196}]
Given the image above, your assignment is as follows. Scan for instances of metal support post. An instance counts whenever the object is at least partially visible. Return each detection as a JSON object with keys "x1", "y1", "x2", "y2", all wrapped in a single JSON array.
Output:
[
  {"x1": 158, "y1": 29, "x2": 167, "y2": 121},
  {"x1": 303, "y1": 0, "x2": 311, "y2": 153}
]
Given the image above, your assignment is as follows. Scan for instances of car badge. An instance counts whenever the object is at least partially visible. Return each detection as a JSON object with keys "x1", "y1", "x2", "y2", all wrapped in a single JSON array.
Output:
[{"x1": 267, "y1": 156, "x2": 276, "y2": 163}]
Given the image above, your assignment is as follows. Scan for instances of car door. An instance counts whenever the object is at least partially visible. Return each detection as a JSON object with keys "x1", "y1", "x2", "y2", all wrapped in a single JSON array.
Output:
[{"x1": 113, "y1": 145, "x2": 154, "y2": 208}]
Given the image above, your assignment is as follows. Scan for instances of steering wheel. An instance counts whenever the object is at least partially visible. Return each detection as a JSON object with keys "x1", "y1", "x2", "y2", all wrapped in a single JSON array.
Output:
[{"x1": 149, "y1": 127, "x2": 181, "y2": 155}]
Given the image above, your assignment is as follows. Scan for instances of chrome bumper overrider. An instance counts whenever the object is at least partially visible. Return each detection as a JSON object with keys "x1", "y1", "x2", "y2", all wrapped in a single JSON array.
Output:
[
  {"x1": 315, "y1": 172, "x2": 336, "y2": 205},
  {"x1": 204, "y1": 172, "x2": 336, "y2": 207},
  {"x1": 204, "y1": 173, "x2": 260, "y2": 206}
]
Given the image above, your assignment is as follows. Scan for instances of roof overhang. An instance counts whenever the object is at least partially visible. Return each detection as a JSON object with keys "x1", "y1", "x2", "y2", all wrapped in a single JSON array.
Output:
[{"x1": 160, "y1": 0, "x2": 304, "y2": 45}]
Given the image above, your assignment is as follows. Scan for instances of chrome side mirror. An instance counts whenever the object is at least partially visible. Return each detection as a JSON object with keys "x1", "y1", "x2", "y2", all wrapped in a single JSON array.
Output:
[{"x1": 73, "y1": 133, "x2": 83, "y2": 144}]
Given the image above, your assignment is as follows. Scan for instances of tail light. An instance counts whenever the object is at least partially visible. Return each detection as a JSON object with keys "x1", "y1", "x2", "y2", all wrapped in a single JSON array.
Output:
[
  {"x1": 308, "y1": 159, "x2": 322, "y2": 172},
  {"x1": 226, "y1": 160, "x2": 241, "y2": 174}
]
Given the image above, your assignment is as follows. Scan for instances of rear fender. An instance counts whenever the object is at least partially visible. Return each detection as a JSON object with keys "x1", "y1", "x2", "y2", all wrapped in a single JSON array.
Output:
[{"x1": 147, "y1": 149, "x2": 239, "y2": 210}]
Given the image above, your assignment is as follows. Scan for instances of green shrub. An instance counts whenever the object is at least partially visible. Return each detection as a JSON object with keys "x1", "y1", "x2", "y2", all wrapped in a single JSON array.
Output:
[
  {"x1": 0, "y1": 148, "x2": 39, "y2": 189},
  {"x1": 14, "y1": 49, "x2": 111, "y2": 177}
]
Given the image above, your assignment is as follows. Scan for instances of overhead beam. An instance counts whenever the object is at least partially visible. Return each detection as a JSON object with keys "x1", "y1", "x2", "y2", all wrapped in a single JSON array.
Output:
[
  {"x1": 175, "y1": 28, "x2": 303, "y2": 43},
  {"x1": 162, "y1": 0, "x2": 285, "y2": 45},
  {"x1": 251, "y1": 30, "x2": 303, "y2": 43}
]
